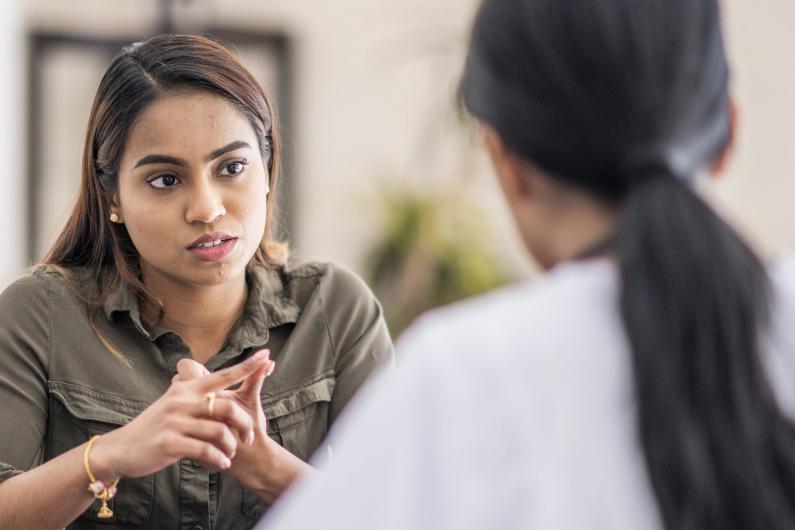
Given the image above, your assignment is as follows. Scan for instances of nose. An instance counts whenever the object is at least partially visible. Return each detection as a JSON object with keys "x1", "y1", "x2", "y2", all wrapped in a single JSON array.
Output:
[{"x1": 185, "y1": 179, "x2": 226, "y2": 224}]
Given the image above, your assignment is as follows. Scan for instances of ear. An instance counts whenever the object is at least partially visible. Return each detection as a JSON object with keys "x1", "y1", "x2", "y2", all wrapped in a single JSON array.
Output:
[
  {"x1": 108, "y1": 192, "x2": 123, "y2": 223},
  {"x1": 708, "y1": 97, "x2": 738, "y2": 178},
  {"x1": 481, "y1": 125, "x2": 532, "y2": 202}
]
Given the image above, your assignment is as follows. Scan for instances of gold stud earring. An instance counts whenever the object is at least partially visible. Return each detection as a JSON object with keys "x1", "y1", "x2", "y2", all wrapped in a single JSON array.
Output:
[{"x1": 109, "y1": 213, "x2": 120, "y2": 223}]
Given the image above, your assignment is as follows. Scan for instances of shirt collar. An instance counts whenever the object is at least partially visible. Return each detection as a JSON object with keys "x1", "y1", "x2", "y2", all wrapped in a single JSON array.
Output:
[{"x1": 101, "y1": 267, "x2": 302, "y2": 348}]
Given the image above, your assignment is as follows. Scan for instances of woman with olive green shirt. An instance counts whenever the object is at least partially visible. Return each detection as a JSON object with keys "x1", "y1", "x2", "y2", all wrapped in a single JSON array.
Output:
[
  {"x1": 0, "y1": 34, "x2": 392, "y2": 530},
  {"x1": 0, "y1": 262, "x2": 389, "y2": 529}
]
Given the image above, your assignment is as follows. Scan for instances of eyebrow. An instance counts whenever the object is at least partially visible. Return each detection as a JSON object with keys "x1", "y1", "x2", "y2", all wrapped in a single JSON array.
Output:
[
  {"x1": 134, "y1": 154, "x2": 186, "y2": 168},
  {"x1": 133, "y1": 140, "x2": 253, "y2": 169},
  {"x1": 206, "y1": 141, "x2": 252, "y2": 162}
]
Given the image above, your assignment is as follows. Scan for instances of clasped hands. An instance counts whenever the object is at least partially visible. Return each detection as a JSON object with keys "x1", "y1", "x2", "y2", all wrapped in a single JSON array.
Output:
[
  {"x1": 171, "y1": 349, "x2": 278, "y2": 485},
  {"x1": 90, "y1": 348, "x2": 306, "y2": 503}
]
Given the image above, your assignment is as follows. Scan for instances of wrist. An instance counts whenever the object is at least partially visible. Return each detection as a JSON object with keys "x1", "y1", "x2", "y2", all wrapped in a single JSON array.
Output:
[
  {"x1": 86, "y1": 433, "x2": 123, "y2": 485},
  {"x1": 248, "y1": 437, "x2": 311, "y2": 503}
]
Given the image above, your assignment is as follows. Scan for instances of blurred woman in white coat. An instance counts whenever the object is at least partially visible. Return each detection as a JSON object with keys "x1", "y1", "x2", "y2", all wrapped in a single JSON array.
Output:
[{"x1": 260, "y1": 0, "x2": 795, "y2": 528}]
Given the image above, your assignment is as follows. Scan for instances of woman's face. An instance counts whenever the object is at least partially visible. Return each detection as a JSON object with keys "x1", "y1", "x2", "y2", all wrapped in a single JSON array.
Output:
[{"x1": 114, "y1": 91, "x2": 269, "y2": 289}]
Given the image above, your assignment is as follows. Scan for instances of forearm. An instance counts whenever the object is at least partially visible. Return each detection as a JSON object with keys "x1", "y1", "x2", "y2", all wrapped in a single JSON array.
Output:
[
  {"x1": 0, "y1": 441, "x2": 109, "y2": 530},
  {"x1": 248, "y1": 440, "x2": 314, "y2": 504}
]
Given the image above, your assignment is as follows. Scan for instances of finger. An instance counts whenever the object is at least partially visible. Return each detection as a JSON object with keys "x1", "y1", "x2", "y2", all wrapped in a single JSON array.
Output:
[
  {"x1": 172, "y1": 434, "x2": 233, "y2": 471},
  {"x1": 253, "y1": 371, "x2": 271, "y2": 437},
  {"x1": 239, "y1": 364, "x2": 272, "y2": 441},
  {"x1": 191, "y1": 350, "x2": 271, "y2": 393},
  {"x1": 177, "y1": 358, "x2": 209, "y2": 380},
  {"x1": 194, "y1": 395, "x2": 254, "y2": 443},
  {"x1": 238, "y1": 359, "x2": 275, "y2": 396},
  {"x1": 249, "y1": 366, "x2": 269, "y2": 416},
  {"x1": 236, "y1": 349, "x2": 270, "y2": 392},
  {"x1": 172, "y1": 373, "x2": 182, "y2": 383},
  {"x1": 174, "y1": 417, "x2": 239, "y2": 460}
]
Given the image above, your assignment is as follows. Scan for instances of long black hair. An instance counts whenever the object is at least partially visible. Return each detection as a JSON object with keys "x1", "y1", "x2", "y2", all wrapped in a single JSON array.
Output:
[{"x1": 461, "y1": 0, "x2": 795, "y2": 527}]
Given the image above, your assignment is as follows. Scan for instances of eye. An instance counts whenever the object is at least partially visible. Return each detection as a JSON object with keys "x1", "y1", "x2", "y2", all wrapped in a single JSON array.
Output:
[
  {"x1": 148, "y1": 174, "x2": 180, "y2": 189},
  {"x1": 219, "y1": 158, "x2": 249, "y2": 177}
]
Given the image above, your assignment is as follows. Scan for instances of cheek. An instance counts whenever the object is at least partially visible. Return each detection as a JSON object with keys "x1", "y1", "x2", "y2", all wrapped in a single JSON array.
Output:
[
  {"x1": 239, "y1": 192, "x2": 268, "y2": 241},
  {"x1": 121, "y1": 196, "x2": 179, "y2": 256},
  {"x1": 238, "y1": 172, "x2": 269, "y2": 233}
]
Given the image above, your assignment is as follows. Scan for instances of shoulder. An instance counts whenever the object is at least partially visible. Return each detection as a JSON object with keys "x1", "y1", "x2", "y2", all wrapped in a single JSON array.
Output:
[
  {"x1": 392, "y1": 259, "x2": 629, "y2": 461},
  {"x1": 398, "y1": 258, "x2": 619, "y2": 363},
  {"x1": 0, "y1": 265, "x2": 98, "y2": 323},
  {"x1": 0, "y1": 267, "x2": 54, "y2": 313},
  {"x1": 279, "y1": 261, "x2": 379, "y2": 313},
  {"x1": 0, "y1": 268, "x2": 57, "y2": 353},
  {"x1": 270, "y1": 261, "x2": 389, "y2": 359}
]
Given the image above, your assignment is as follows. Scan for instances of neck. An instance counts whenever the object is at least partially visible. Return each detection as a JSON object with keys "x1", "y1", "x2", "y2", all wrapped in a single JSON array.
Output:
[
  {"x1": 532, "y1": 189, "x2": 618, "y2": 270},
  {"x1": 141, "y1": 269, "x2": 248, "y2": 364},
  {"x1": 549, "y1": 209, "x2": 616, "y2": 264}
]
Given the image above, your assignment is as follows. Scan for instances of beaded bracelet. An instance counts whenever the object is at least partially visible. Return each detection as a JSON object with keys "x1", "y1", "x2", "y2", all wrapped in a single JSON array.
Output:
[{"x1": 83, "y1": 435, "x2": 120, "y2": 519}]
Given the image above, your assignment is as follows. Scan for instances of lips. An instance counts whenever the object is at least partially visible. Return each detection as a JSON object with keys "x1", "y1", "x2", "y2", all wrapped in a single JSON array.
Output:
[{"x1": 188, "y1": 232, "x2": 238, "y2": 262}]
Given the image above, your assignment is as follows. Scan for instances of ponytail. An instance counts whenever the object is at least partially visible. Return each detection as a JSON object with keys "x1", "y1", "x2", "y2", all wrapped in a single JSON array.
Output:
[{"x1": 616, "y1": 174, "x2": 795, "y2": 528}]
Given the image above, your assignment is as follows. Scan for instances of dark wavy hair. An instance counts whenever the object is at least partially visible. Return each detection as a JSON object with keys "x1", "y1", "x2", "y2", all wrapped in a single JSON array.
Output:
[
  {"x1": 461, "y1": 0, "x2": 795, "y2": 528},
  {"x1": 44, "y1": 34, "x2": 287, "y2": 358}
]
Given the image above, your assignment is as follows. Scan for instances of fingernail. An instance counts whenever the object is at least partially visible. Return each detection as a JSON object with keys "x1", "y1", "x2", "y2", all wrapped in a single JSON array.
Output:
[
  {"x1": 223, "y1": 457, "x2": 232, "y2": 469},
  {"x1": 266, "y1": 362, "x2": 276, "y2": 377},
  {"x1": 247, "y1": 429, "x2": 255, "y2": 446}
]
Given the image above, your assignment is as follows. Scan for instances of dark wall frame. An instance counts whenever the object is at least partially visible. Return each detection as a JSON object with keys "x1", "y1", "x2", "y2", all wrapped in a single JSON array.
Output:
[{"x1": 26, "y1": 28, "x2": 295, "y2": 264}]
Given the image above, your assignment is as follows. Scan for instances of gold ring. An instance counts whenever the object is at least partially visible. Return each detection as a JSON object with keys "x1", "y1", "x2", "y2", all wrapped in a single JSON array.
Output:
[{"x1": 205, "y1": 392, "x2": 216, "y2": 417}]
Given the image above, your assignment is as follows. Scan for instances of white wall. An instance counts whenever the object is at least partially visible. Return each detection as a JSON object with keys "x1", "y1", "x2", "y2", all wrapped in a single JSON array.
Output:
[
  {"x1": 212, "y1": 0, "x2": 528, "y2": 273},
  {"x1": 708, "y1": 0, "x2": 795, "y2": 258},
  {"x1": 0, "y1": 0, "x2": 23, "y2": 289}
]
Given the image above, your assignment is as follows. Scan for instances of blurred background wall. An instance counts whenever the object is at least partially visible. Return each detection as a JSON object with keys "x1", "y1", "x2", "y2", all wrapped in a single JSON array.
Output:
[
  {"x1": 0, "y1": 0, "x2": 23, "y2": 294},
  {"x1": 0, "y1": 0, "x2": 793, "y2": 336}
]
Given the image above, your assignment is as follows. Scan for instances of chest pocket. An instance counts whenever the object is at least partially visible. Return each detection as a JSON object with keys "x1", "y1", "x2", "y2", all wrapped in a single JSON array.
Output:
[
  {"x1": 241, "y1": 375, "x2": 335, "y2": 519},
  {"x1": 48, "y1": 381, "x2": 155, "y2": 526}
]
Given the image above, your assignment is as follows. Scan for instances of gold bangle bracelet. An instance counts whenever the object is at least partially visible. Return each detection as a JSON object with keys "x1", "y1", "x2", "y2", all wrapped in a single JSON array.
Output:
[{"x1": 83, "y1": 435, "x2": 120, "y2": 519}]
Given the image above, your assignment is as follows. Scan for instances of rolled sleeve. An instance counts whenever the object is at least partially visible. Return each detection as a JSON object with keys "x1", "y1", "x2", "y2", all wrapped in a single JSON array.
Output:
[{"x1": 0, "y1": 461, "x2": 23, "y2": 483}]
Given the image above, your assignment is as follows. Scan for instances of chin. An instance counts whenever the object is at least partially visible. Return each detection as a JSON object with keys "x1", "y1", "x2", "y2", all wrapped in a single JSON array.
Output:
[
  {"x1": 166, "y1": 258, "x2": 244, "y2": 288},
  {"x1": 140, "y1": 253, "x2": 249, "y2": 290},
  {"x1": 194, "y1": 262, "x2": 246, "y2": 286}
]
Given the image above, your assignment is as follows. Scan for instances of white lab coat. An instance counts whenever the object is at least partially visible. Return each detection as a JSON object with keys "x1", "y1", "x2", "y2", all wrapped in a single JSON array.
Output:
[{"x1": 260, "y1": 257, "x2": 795, "y2": 529}]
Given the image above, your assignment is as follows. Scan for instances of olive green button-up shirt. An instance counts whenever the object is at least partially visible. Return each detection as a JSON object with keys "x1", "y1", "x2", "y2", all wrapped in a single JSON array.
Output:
[{"x1": 0, "y1": 262, "x2": 393, "y2": 530}]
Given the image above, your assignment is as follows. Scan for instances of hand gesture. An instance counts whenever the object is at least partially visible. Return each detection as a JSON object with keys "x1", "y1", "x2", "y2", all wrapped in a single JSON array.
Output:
[
  {"x1": 174, "y1": 350, "x2": 277, "y2": 491},
  {"x1": 90, "y1": 350, "x2": 272, "y2": 481}
]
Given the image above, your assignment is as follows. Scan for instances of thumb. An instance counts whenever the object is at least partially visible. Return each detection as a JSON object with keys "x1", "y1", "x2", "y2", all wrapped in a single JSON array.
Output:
[
  {"x1": 238, "y1": 359, "x2": 274, "y2": 401},
  {"x1": 176, "y1": 358, "x2": 209, "y2": 380},
  {"x1": 236, "y1": 349, "x2": 270, "y2": 395}
]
